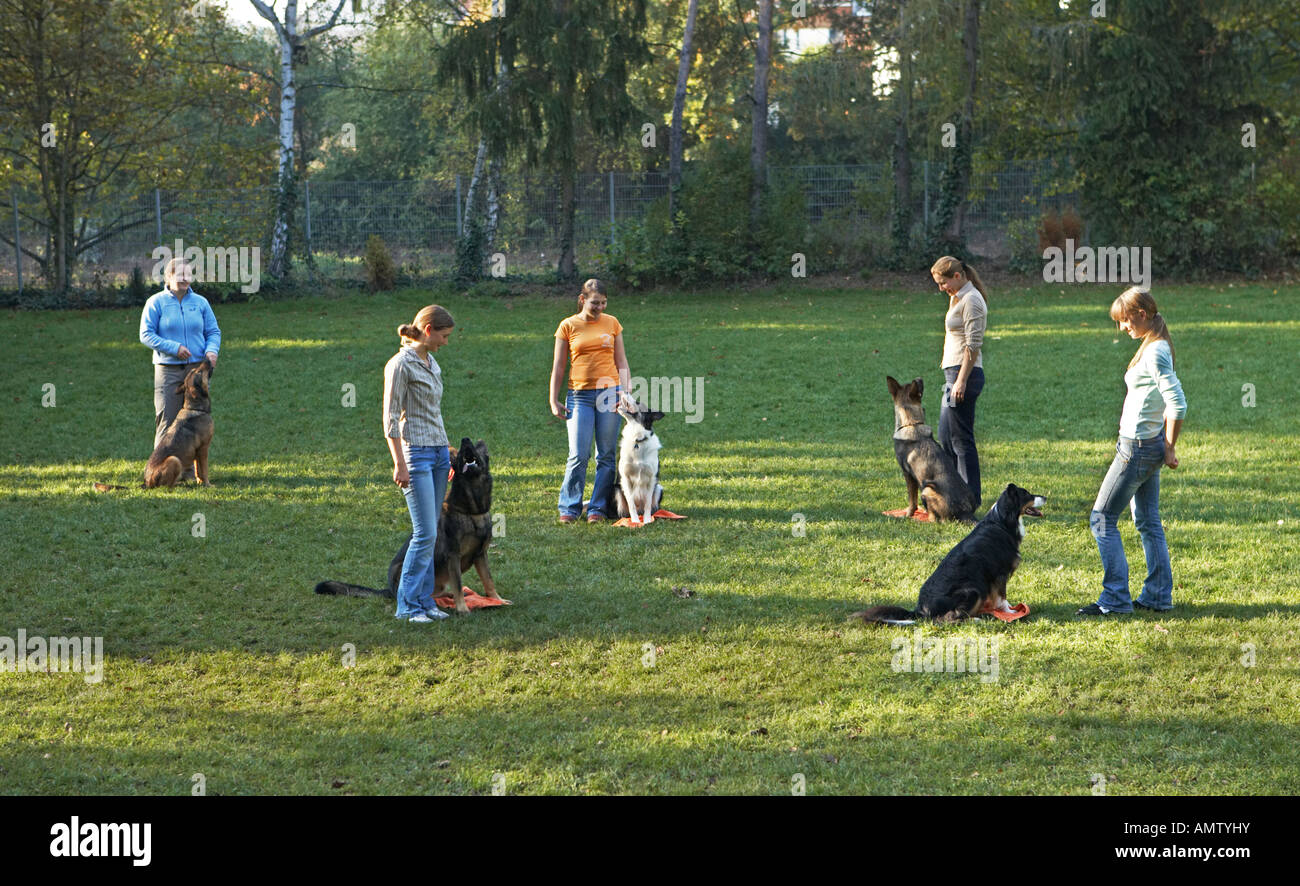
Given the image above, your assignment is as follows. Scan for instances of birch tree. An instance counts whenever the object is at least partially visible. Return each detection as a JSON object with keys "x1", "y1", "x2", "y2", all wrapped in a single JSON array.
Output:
[
  {"x1": 248, "y1": 0, "x2": 352, "y2": 279},
  {"x1": 668, "y1": 0, "x2": 700, "y2": 222}
]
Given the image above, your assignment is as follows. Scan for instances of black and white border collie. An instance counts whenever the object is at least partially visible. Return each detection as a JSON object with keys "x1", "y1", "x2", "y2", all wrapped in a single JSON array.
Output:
[
  {"x1": 615, "y1": 397, "x2": 664, "y2": 524},
  {"x1": 854, "y1": 483, "x2": 1046, "y2": 625}
]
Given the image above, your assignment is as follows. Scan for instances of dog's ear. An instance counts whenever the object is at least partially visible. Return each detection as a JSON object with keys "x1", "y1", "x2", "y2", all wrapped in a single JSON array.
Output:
[
  {"x1": 651, "y1": 410, "x2": 665, "y2": 423},
  {"x1": 475, "y1": 439, "x2": 488, "y2": 464},
  {"x1": 910, "y1": 377, "x2": 924, "y2": 401},
  {"x1": 887, "y1": 376, "x2": 901, "y2": 397}
]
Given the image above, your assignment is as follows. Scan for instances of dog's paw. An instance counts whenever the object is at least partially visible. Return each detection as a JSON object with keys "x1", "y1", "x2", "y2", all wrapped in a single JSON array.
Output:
[{"x1": 455, "y1": 604, "x2": 471, "y2": 616}]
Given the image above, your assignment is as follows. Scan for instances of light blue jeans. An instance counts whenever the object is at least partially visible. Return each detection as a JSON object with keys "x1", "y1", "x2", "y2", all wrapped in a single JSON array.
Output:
[
  {"x1": 1090, "y1": 435, "x2": 1173, "y2": 612},
  {"x1": 558, "y1": 386, "x2": 621, "y2": 518},
  {"x1": 395, "y1": 443, "x2": 451, "y2": 619}
]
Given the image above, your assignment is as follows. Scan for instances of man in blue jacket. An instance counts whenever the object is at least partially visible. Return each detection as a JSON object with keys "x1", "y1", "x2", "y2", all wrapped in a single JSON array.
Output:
[{"x1": 139, "y1": 258, "x2": 221, "y2": 481}]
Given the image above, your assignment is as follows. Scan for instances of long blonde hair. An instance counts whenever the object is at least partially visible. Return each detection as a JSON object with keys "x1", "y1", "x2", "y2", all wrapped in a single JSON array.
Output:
[
  {"x1": 1110, "y1": 287, "x2": 1173, "y2": 369},
  {"x1": 931, "y1": 255, "x2": 988, "y2": 302}
]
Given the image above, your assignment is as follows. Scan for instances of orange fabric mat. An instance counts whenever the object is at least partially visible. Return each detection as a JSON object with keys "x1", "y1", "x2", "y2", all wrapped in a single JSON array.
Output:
[
  {"x1": 611, "y1": 509, "x2": 688, "y2": 528},
  {"x1": 984, "y1": 602, "x2": 1030, "y2": 622},
  {"x1": 882, "y1": 507, "x2": 932, "y2": 523},
  {"x1": 432, "y1": 587, "x2": 512, "y2": 610}
]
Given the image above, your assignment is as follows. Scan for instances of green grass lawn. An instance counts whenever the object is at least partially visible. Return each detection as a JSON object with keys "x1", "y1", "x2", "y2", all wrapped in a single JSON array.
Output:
[{"x1": 1, "y1": 279, "x2": 1297, "y2": 795}]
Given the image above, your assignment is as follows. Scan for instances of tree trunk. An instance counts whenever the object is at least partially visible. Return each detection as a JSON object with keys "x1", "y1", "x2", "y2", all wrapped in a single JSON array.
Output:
[
  {"x1": 556, "y1": 0, "x2": 577, "y2": 281},
  {"x1": 891, "y1": 0, "x2": 912, "y2": 256},
  {"x1": 485, "y1": 156, "x2": 502, "y2": 253},
  {"x1": 750, "y1": 0, "x2": 773, "y2": 228},
  {"x1": 558, "y1": 169, "x2": 577, "y2": 281},
  {"x1": 669, "y1": 0, "x2": 699, "y2": 222},
  {"x1": 267, "y1": 3, "x2": 297, "y2": 279},
  {"x1": 252, "y1": 0, "x2": 349, "y2": 280},
  {"x1": 945, "y1": 0, "x2": 979, "y2": 242}
]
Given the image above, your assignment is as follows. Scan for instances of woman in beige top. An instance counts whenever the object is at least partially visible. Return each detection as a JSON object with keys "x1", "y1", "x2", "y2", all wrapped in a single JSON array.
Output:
[{"x1": 930, "y1": 255, "x2": 988, "y2": 507}]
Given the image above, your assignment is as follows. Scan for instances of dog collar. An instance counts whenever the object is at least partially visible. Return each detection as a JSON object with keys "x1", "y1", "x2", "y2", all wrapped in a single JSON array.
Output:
[{"x1": 892, "y1": 423, "x2": 931, "y2": 441}]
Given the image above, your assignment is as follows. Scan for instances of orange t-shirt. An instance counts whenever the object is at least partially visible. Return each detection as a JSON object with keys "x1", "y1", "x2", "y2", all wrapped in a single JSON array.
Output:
[{"x1": 555, "y1": 313, "x2": 623, "y2": 390}]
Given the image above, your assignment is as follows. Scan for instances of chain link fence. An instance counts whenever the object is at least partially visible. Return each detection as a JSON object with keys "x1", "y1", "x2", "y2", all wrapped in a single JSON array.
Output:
[{"x1": 0, "y1": 162, "x2": 1074, "y2": 289}]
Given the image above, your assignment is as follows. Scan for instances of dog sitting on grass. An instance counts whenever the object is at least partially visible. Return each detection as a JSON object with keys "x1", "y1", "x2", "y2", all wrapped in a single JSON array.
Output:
[{"x1": 144, "y1": 362, "x2": 214, "y2": 488}]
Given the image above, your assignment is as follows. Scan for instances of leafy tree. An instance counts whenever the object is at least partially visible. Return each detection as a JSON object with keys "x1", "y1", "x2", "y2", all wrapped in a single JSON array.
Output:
[{"x1": 439, "y1": 0, "x2": 650, "y2": 281}]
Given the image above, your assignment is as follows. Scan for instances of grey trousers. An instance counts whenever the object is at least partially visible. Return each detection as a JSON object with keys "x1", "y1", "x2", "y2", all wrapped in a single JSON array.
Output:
[{"x1": 154, "y1": 362, "x2": 206, "y2": 477}]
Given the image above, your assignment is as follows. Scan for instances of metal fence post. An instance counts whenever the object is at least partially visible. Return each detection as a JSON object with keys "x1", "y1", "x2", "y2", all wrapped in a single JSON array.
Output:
[
  {"x1": 455, "y1": 174, "x2": 463, "y2": 239},
  {"x1": 11, "y1": 188, "x2": 22, "y2": 296},
  {"x1": 154, "y1": 188, "x2": 163, "y2": 245},
  {"x1": 608, "y1": 171, "x2": 616, "y2": 247},
  {"x1": 304, "y1": 179, "x2": 312, "y2": 257}
]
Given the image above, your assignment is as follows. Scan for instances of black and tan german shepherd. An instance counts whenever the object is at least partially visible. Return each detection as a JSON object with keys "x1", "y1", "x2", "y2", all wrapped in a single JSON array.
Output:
[
  {"x1": 144, "y1": 362, "x2": 214, "y2": 488},
  {"x1": 854, "y1": 483, "x2": 1045, "y2": 625},
  {"x1": 887, "y1": 375, "x2": 977, "y2": 523},
  {"x1": 314, "y1": 438, "x2": 501, "y2": 616}
]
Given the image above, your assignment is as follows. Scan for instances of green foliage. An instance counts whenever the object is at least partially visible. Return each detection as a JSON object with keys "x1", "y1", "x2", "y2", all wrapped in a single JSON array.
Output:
[
  {"x1": 128, "y1": 266, "x2": 149, "y2": 303},
  {"x1": 1075, "y1": 0, "x2": 1271, "y2": 272},
  {"x1": 1004, "y1": 217, "x2": 1041, "y2": 274},
  {"x1": 365, "y1": 235, "x2": 397, "y2": 291},
  {"x1": 454, "y1": 216, "x2": 487, "y2": 284},
  {"x1": 601, "y1": 145, "x2": 809, "y2": 286}
]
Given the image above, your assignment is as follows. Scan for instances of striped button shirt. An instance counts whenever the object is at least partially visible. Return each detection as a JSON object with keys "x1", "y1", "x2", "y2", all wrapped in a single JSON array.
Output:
[{"x1": 383, "y1": 345, "x2": 448, "y2": 446}]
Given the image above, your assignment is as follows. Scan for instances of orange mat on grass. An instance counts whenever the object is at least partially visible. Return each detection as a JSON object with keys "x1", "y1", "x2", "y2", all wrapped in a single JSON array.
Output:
[
  {"x1": 983, "y1": 602, "x2": 1030, "y2": 622},
  {"x1": 882, "y1": 507, "x2": 932, "y2": 523},
  {"x1": 611, "y1": 509, "x2": 688, "y2": 528},
  {"x1": 432, "y1": 587, "x2": 512, "y2": 610}
]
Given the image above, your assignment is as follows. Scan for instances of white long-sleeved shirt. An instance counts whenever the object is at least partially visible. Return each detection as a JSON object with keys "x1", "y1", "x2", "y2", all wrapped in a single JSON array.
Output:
[{"x1": 1120, "y1": 339, "x2": 1186, "y2": 440}]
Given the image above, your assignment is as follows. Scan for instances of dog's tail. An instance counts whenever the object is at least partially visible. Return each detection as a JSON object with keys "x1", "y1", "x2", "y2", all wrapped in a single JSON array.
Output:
[
  {"x1": 851, "y1": 605, "x2": 920, "y2": 626},
  {"x1": 314, "y1": 581, "x2": 394, "y2": 599}
]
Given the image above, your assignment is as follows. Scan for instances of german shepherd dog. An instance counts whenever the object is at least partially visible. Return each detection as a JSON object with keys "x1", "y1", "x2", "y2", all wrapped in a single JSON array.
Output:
[
  {"x1": 854, "y1": 483, "x2": 1045, "y2": 625},
  {"x1": 314, "y1": 439, "x2": 500, "y2": 615},
  {"x1": 144, "y1": 362, "x2": 214, "y2": 488},
  {"x1": 887, "y1": 375, "x2": 977, "y2": 523},
  {"x1": 615, "y1": 399, "x2": 664, "y2": 524}
]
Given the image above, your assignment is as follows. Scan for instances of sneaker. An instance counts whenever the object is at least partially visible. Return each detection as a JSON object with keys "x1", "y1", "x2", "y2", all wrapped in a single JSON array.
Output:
[
  {"x1": 1134, "y1": 600, "x2": 1172, "y2": 612},
  {"x1": 1076, "y1": 603, "x2": 1110, "y2": 616},
  {"x1": 424, "y1": 607, "x2": 450, "y2": 620},
  {"x1": 405, "y1": 613, "x2": 439, "y2": 623},
  {"x1": 558, "y1": 514, "x2": 577, "y2": 523},
  {"x1": 587, "y1": 512, "x2": 605, "y2": 523}
]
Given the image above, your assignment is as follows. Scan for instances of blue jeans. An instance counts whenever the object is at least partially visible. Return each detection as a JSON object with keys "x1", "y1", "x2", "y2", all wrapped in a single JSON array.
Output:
[
  {"x1": 395, "y1": 443, "x2": 451, "y2": 619},
  {"x1": 1090, "y1": 435, "x2": 1173, "y2": 612},
  {"x1": 558, "y1": 386, "x2": 621, "y2": 517},
  {"x1": 939, "y1": 366, "x2": 984, "y2": 506}
]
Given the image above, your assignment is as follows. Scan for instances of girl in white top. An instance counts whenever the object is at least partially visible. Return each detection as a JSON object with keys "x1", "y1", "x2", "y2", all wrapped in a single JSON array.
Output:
[
  {"x1": 930, "y1": 255, "x2": 989, "y2": 506},
  {"x1": 1079, "y1": 288, "x2": 1186, "y2": 616}
]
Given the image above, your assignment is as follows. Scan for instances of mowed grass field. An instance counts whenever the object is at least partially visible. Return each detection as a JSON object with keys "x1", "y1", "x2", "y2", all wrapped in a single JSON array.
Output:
[{"x1": 1, "y1": 279, "x2": 1297, "y2": 795}]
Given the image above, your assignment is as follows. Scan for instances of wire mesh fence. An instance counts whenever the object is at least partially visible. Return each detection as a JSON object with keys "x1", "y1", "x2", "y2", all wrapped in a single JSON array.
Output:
[{"x1": 0, "y1": 161, "x2": 1074, "y2": 289}]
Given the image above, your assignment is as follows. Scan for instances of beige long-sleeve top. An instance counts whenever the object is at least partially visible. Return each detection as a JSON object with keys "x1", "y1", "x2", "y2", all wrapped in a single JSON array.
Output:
[{"x1": 941, "y1": 282, "x2": 987, "y2": 370}]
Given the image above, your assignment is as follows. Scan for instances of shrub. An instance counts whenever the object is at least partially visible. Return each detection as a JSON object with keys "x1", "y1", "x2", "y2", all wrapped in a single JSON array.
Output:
[{"x1": 364, "y1": 235, "x2": 397, "y2": 291}]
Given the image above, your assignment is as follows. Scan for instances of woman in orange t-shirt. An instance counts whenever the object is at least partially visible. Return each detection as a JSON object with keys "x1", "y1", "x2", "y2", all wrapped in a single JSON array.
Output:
[{"x1": 549, "y1": 278, "x2": 631, "y2": 523}]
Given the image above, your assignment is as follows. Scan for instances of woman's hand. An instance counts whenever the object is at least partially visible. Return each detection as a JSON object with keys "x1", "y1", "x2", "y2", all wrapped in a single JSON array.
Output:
[
  {"x1": 951, "y1": 378, "x2": 967, "y2": 403},
  {"x1": 1164, "y1": 444, "x2": 1179, "y2": 469},
  {"x1": 393, "y1": 462, "x2": 410, "y2": 487},
  {"x1": 550, "y1": 399, "x2": 568, "y2": 419},
  {"x1": 176, "y1": 345, "x2": 193, "y2": 361}
]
